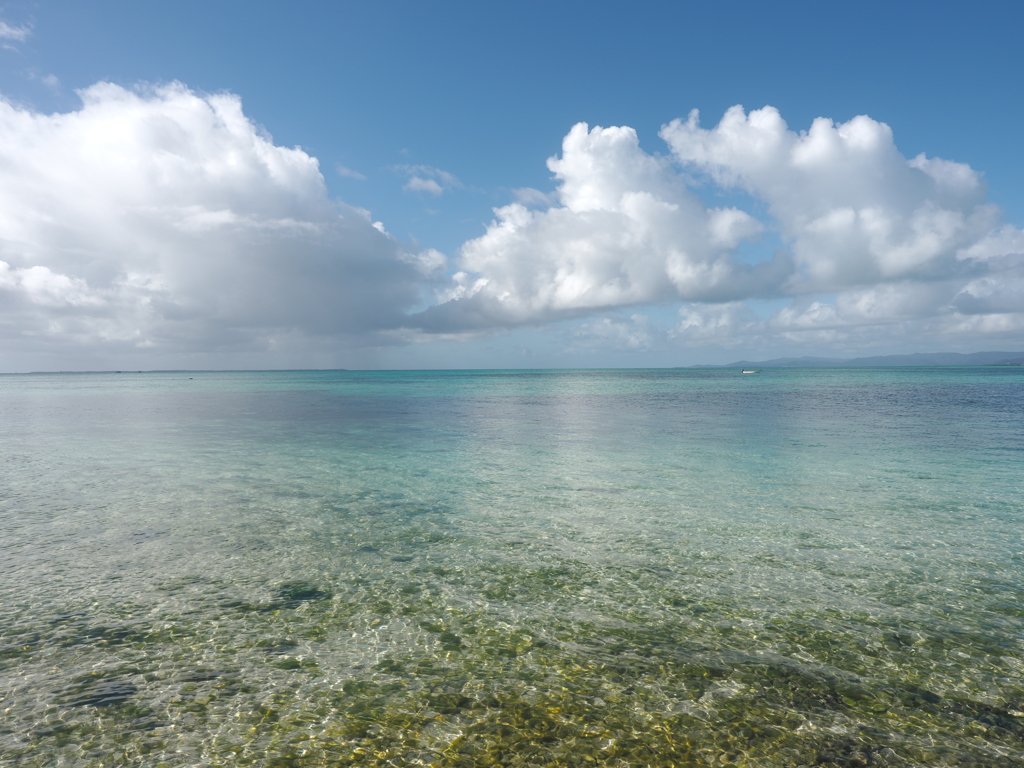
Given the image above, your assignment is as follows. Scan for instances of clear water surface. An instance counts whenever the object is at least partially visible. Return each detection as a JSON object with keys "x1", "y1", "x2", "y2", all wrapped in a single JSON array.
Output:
[{"x1": 1, "y1": 368, "x2": 1022, "y2": 767}]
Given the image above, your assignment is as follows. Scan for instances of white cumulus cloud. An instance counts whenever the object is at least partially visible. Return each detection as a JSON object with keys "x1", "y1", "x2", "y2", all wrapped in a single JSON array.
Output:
[
  {"x1": 0, "y1": 81, "x2": 426, "y2": 362},
  {"x1": 415, "y1": 106, "x2": 1024, "y2": 352},
  {"x1": 417, "y1": 121, "x2": 788, "y2": 331},
  {"x1": 3, "y1": 87, "x2": 1021, "y2": 367},
  {"x1": 661, "y1": 106, "x2": 1003, "y2": 290}
]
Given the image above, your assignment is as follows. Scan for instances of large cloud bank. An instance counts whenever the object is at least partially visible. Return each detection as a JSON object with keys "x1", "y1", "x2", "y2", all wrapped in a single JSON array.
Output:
[
  {"x1": 422, "y1": 107, "x2": 1024, "y2": 349},
  {"x1": 1, "y1": 85, "x2": 1021, "y2": 366},
  {"x1": 0, "y1": 82, "x2": 435, "y2": 363}
]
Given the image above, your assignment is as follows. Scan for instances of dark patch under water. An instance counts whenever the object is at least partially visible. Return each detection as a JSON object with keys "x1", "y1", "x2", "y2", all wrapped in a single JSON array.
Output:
[{"x1": 61, "y1": 680, "x2": 137, "y2": 708}]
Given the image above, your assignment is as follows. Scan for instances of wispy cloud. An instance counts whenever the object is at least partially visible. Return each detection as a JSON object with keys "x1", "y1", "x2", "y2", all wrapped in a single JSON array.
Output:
[
  {"x1": 397, "y1": 164, "x2": 461, "y2": 196},
  {"x1": 512, "y1": 187, "x2": 554, "y2": 207},
  {"x1": 0, "y1": 21, "x2": 31, "y2": 42},
  {"x1": 405, "y1": 176, "x2": 443, "y2": 195},
  {"x1": 27, "y1": 71, "x2": 60, "y2": 91},
  {"x1": 336, "y1": 164, "x2": 366, "y2": 180}
]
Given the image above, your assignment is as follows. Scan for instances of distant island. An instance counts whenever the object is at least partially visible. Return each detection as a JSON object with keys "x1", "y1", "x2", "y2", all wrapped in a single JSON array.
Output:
[{"x1": 692, "y1": 351, "x2": 1024, "y2": 368}]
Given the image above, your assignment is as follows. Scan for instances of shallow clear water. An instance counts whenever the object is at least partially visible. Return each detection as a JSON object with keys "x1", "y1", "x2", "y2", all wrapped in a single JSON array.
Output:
[{"x1": 1, "y1": 367, "x2": 1022, "y2": 767}]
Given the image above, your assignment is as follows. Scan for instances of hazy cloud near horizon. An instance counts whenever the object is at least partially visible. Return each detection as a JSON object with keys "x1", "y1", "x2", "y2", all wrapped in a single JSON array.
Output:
[{"x1": 0, "y1": 82, "x2": 1021, "y2": 368}]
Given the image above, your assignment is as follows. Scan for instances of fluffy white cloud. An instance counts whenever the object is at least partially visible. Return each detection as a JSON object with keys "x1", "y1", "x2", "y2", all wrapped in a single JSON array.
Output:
[
  {"x1": 418, "y1": 106, "x2": 1024, "y2": 351},
  {"x1": 418, "y1": 122, "x2": 789, "y2": 331},
  {"x1": 661, "y1": 106, "x2": 1004, "y2": 290},
  {"x1": 0, "y1": 82, "x2": 430, "y2": 360}
]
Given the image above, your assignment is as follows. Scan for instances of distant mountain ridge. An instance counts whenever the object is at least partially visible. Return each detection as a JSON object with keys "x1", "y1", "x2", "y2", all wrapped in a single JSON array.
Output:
[{"x1": 692, "y1": 351, "x2": 1024, "y2": 368}]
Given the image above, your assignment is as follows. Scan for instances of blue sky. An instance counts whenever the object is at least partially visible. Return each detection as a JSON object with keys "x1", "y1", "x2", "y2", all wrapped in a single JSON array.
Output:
[{"x1": 0, "y1": 0, "x2": 1022, "y2": 370}]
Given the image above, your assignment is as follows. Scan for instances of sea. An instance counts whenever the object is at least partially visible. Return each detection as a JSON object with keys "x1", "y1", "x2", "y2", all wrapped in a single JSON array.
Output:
[{"x1": 1, "y1": 367, "x2": 1022, "y2": 767}]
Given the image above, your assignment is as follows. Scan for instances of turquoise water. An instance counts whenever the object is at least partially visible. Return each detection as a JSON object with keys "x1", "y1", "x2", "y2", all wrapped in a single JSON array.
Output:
[{"x1": 1, "y1": 368, "x2": 1022, "y2": 767}]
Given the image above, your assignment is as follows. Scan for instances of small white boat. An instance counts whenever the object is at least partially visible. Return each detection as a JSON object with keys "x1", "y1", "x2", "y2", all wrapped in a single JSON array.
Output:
[{"x1": 741, "y1": 369, "x2": 760, "y2": 374}]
